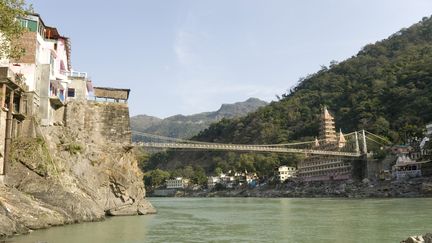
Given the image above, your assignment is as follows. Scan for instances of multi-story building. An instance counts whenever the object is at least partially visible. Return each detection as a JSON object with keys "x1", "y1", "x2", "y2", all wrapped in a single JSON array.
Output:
[
  {"x1": 207, "y1": 176, "x2": 221, "y2": 189},
  {"x1": 392, "y1": 148, "x2": 422, "y2": 180},
  {"x1": 0, "y1": 67, "x2": 28, "y2": 177},
  {"x1": 4, "y1": 13, "x2": 95, "y2": 126},
  {"x1": 8, "y1": 14, "x2": 71, "y2": 125},
  {"x1": 166, "y1": 177, "x2": 189, "y2": 189},
  {"x1": 297, "y1": 107, "x2": 352, "y2": 181},
  {"x1": 0, "y1": 12, "x2": 129, "y2": 182},
  {"x1": 277, "y1": 166, "x2": 297, "y2": 182}
]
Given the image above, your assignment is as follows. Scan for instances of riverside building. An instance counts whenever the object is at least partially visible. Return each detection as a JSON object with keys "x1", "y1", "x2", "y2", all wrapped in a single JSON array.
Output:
[
  {"x1": 277, "y1": 166, "x2": 297, "y2": 182},
  {"x1": 166, "y1": 177, "x2": 189, "y2": 189},
  {"x1": 0, "y1": 12, "x2": 131, "y2": 180}
]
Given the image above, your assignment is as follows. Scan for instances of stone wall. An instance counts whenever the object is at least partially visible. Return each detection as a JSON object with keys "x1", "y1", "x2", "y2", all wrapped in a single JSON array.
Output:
[
  {"x1": 67, "y1": 78, "x2": 88, "y2": 100},
  {"x1": 65, "y1": 101, "x2": 131, "y2": 144},
  {"x1": 366, "y1": 155, "x2": 396, "y2": 179}
]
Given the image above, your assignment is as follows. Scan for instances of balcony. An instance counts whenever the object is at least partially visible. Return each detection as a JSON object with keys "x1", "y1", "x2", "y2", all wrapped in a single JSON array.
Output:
[
  {"x1": 0, "y1": 67, "x2": 28, "y2": 92},
  {"x1": 61, "y1": 70, "x2": 88, "y2": 79},
  {"x1": 49, "y1": 82, "x2": 65, "y2": 108}
]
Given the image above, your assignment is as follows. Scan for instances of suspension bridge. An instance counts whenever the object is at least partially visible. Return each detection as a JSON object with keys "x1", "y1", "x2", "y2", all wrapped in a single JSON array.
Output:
[{"x1": 132, "y1": 130, "x2": 390, "y2": 158}]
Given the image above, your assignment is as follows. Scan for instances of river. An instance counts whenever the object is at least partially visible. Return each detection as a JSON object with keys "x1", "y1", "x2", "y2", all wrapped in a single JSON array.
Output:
[{"x1": 8, "y1": 197, "x2": 432, "y2": 243}]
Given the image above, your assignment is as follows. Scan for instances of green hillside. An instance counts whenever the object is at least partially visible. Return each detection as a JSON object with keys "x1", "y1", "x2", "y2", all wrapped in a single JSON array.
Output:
[{"x1": 142, "y1": 16, "x2": 432, "y2": 178}]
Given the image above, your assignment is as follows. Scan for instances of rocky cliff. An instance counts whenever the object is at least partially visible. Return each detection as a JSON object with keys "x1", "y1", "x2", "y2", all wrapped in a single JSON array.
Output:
[{"x1": 0, "y1": 101, "x2": 155, "y2": 239}]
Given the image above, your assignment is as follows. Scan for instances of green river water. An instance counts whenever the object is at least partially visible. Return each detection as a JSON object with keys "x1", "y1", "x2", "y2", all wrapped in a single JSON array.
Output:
[{"x1": 8, "y1": 197, "x2": 432, "y2": 243}]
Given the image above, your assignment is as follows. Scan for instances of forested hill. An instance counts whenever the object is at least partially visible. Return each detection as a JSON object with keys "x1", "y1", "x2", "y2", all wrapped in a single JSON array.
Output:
[
  {"x1": 194, "y1": 16, "x2": 432, "y2": 145},
  {"x1": 144, "y1": 16, "x2": 432, "y2": 176}
]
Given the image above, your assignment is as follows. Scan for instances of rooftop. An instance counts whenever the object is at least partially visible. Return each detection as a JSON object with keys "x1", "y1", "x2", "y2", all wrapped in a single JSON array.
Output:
[{"x1": 93, "y1": 87, "x2": 130, "y2": 101}]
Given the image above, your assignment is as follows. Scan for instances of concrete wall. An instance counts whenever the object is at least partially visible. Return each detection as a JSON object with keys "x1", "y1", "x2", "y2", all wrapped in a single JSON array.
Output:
[
  {"x1": 38, "y1": 64, "x2": 51, "y2": 126},
  {"x1": 366, "y1": 155, "x2": 396, "y2": 179},
  {"x1": 23, "y1": 92, "x2": 39, "y2": 117},
  {"x1": 67, "y1": 78, "x2": 88, "y2": 100},
  {"x1": 65, "y1": 101, "x2": 131, "y2": 144}
]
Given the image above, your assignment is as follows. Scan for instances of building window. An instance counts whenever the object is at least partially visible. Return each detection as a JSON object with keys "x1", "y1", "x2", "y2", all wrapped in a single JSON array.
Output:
[
  {"x1": 68, "y1": 88, "x2": 75, "y2": 97},
  {"x1": 19, "y1": 19, "x2": 38, "y2": 32}
]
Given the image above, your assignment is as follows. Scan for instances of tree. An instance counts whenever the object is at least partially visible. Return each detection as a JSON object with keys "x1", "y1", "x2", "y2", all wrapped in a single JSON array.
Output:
[
  {"x1": 144, "y1": 169, "x2": 170, "y2": 188},
  {"x1": 0, "y1": 0, "x2": 31, "y2": 59},
  {"x1": 135, "y1": 148, "x2": 150, "y2": 170},
  {"x1": 214, "y1": 167, "x2": 223, "y2": 176},
  {"x1": 191, "y1": 166, "x2": 207, "y2": 186}
]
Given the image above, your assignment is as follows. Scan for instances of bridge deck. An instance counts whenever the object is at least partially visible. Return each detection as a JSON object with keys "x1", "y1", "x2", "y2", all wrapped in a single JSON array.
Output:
[{"x1": 135, "y1": 142, "x2": 361, "y2": 157}]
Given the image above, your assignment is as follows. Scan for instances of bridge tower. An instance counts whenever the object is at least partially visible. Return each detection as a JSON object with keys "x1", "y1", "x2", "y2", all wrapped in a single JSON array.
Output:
[{"x1": 320, "y1": 106, "x2": 337, "y2": 144}]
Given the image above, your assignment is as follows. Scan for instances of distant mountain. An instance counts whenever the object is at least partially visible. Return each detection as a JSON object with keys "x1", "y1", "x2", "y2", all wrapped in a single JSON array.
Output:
[
  {"x1": 131, "y1": 98, "x2": 268, "y2": 141},
  {"x1": 130, "y1": 115, "x2": 162, "y2": 131}
]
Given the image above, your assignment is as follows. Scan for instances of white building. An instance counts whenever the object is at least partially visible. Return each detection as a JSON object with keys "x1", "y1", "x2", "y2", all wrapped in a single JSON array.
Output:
[
  {"x1": 426, "y1": 123, "x2": 432, "y2": 137},
  {"x1": 277, "y1": 166, "x2": 297, "y2": 182},
  {"x1": 166, "y1": 177, "x2": 189, "y2": 189},
  {"x1": 6, "y1": 13, "x2": 92, "y2": 126},
  {"x1": 207, "y1": 176, "x2": 221, "y2": 189},
  {"x1": 392, "y1": 151, "x2": 422, "y2": 180}
]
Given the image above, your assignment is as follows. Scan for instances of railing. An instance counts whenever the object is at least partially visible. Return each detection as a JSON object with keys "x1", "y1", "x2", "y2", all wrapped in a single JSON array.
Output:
[
  {"x1": 87, "y1": 96, "x2": 128, "y2": 104},
  {"x1": 61, "y1": 70, "x2": 88, "y2": 78}
]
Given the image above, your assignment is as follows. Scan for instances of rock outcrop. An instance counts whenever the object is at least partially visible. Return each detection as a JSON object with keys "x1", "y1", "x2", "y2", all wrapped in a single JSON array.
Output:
[
  {"x1": 401, "y1": 233, "x2": 432, "y2": 243},
  {"x1": 0, "y1": 101, "x2": 155, "y2": 239}
]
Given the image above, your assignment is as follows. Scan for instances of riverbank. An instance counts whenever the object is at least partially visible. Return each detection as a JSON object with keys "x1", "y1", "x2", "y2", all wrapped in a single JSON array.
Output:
[{"x1": 149, "y1": 177, "x2": 432, "y2": 198}]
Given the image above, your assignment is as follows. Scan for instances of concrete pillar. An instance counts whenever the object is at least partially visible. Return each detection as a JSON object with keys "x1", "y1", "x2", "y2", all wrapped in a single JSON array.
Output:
[
  {"x1": 3, "y1": 89, "x2": 14, "y2": 175},
  {"x1": 0, "y1": 84, "x2": 5, "y2": 108}
]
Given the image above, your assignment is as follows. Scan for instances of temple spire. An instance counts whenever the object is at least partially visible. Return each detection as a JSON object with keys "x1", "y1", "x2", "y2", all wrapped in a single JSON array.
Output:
[
  {"x1": 314, "y1": 137, "x2": 320, "y2": 147},
  {"x1": 320, "y1": 106, "x2": 337, "y2": 143}
]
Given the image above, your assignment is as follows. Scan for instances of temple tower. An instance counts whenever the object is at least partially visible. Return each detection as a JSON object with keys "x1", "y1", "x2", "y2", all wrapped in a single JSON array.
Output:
[{"x1": 320, "y1": 106, "x2": 337, "y2": 144}]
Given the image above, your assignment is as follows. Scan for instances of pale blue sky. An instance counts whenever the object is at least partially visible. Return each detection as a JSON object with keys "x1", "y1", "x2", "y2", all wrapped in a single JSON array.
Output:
[{"x1": 28, "y1": 0, "x2": 432, "y2": 118}]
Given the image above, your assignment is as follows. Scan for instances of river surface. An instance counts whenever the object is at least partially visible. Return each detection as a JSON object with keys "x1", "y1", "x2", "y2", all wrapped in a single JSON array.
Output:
[{"x1": 9, "y1": 197, "x2": 432, "y2": 243}]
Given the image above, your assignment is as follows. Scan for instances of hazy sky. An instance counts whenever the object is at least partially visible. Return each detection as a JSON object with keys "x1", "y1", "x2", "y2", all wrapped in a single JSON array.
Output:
[{"x1": 28, "y1": 0, "x2": 432, "y2": 118}]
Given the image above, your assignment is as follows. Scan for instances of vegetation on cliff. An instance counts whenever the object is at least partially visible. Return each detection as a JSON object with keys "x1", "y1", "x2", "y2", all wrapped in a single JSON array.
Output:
[
  {"x1": 0, "y1": 0, "x2": 31, "y2": 59},
  {"x1": 143, "y1": 16, "x2": 432, "y2": 178}
]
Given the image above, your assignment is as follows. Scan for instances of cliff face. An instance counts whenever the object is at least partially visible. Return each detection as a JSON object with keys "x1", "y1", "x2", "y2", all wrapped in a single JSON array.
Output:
[{"x1": 0, "y1": 101, "x2": 155, "y2": 239}]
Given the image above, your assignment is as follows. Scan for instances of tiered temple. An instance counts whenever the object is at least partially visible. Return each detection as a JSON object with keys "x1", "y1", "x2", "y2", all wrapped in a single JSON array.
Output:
[
  {"x1": 320, "y1": 106, "x2": 337, "y2": 143},
  {"x1": 297, "y1": 106, "x2": 352, "y2": 181}
]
